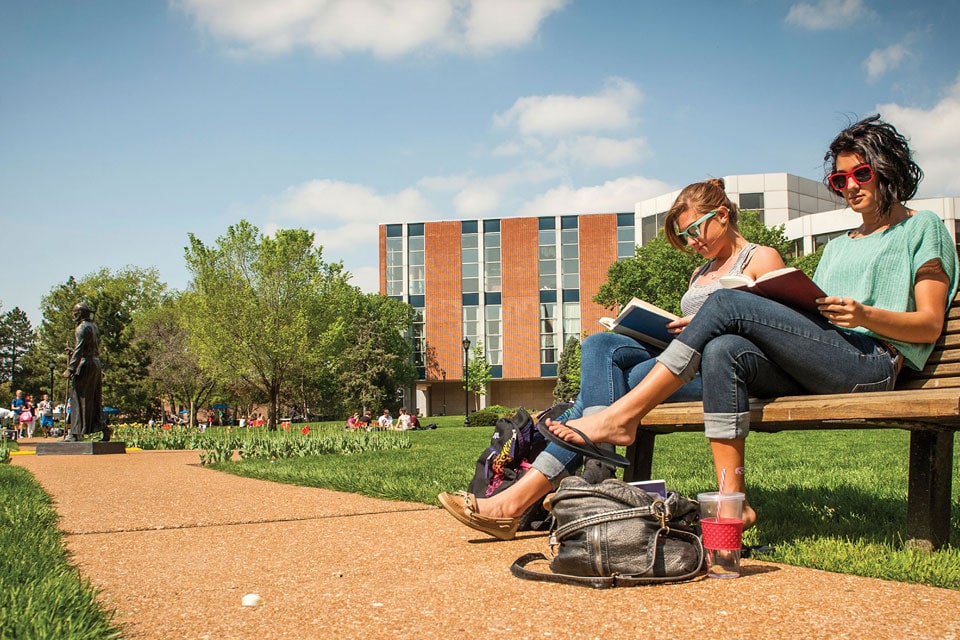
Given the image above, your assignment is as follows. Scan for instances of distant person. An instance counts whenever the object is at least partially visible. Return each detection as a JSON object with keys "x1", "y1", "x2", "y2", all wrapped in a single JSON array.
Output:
[
  {"x1": 396, "y1": 408, "x2": 412, "y2": 430},
  {"x1": 61, "y1": 302, "x2": 111, "y2": 443},
  {"x1": 21, "y1": 395, "x2": 35, "y2": 438},
  {"x1": 377, "y1": 409, "x2": 393, "y2": 429},
  {"x1": 358, "y1": 410, "x2": 373, "y2": 430},
  {"x1": 37, "y1": 394, "x2": 54, "y2": 437},
  {"x1": 11, "y1": 390, "x2": 24, "y2": 438}
]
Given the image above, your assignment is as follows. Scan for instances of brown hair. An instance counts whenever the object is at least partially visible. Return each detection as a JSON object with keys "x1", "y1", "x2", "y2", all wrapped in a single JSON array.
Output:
[{"x1": 663, "y1": 178, "x2": 739, "y2": 251}]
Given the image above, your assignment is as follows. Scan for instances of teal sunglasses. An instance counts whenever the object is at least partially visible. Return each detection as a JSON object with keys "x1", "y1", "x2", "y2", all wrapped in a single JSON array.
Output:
[{"x1": 676, "y1": 210, "x2": 718, "y2": 240}]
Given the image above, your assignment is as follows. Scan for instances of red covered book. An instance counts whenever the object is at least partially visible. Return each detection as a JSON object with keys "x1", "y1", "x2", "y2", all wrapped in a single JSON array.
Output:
[{"x1": 718, "y1": 267, "x2": 826, "y2": 314}]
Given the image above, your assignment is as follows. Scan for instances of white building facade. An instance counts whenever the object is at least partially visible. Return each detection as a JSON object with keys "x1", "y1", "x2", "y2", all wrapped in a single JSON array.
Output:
[{"x1": 635, "y1": 172, "x2": 960, "y2": 257}]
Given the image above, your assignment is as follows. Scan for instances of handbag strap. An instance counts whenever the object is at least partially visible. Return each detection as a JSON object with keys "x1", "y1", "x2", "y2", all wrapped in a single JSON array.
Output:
[
  {"x1": 511, "y1": 527, "x2": 705, "y2": 588},
  {"x1": 551, "y1": 504, "x2": 665, "y2": 542}
]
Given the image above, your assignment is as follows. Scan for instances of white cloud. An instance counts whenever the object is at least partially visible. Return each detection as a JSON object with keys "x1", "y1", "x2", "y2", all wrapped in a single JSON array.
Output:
[
  {"x1": 275, "y1": 179, "x2": 431, "y2": 223},
  {"x1": 171, "y1": 0, "x2": 567, "y2": 57},
  {"x1": 265, "y1": 179, "x2": 432, "y2": 278},
  {"x1": 348, "y1": 264, "x2": 381, "y2": 294},
  {"x1": 549, "y1": 136, "x2": 649, "y2": 168},
  {"x1": 518, "y1": 176, "x2": 672, "y2": 217},
  {"x1": 464, "y1": 0, "x2": 569, "y2": 50},
  {"x1": 879, "y1": 75, "x2": 960, "y2": 196},
  {"x1": 864, "y1": 43, "x2": 908, "y2": 82},
  {"x1": 420, "y1": 164, "x2": 566, "y2": 216},
  {"x1": 454, "y1": 185, "x2": 501, "y2": 217},
  {"x1": 785, "y1": 0, "x2": 873, "y2": 30},
  {"x1": 493, "y1": 77, "x2": 642, "y2": 137}
]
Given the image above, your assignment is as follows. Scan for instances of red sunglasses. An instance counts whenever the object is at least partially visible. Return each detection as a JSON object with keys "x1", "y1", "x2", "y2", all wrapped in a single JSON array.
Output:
[{"x1": 828, "y1": 163, "x2": 874, "y2": 192}]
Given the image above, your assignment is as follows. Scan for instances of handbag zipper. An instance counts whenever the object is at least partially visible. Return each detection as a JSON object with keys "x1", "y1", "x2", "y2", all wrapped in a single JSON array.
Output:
[{"x1": 592, "y1": 525, "x2": 605, "y2": 575}]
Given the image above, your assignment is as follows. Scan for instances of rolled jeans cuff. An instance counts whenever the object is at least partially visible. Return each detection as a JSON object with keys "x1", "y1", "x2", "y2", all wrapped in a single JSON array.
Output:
[
  {"x1": 657, "y1": 340, "x2": 701, "y2": 382},
  {"x1": 704, "y1": 412, "x2": 751, "y2": 439},
  {"x1": 530, "y1": 449, "x2": 573, "y2": 488}
]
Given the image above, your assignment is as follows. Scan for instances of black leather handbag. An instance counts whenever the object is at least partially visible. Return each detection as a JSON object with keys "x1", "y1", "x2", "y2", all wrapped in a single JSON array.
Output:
[{"x1": 510, "y1": 477, "x2": 704, "y2": 588}]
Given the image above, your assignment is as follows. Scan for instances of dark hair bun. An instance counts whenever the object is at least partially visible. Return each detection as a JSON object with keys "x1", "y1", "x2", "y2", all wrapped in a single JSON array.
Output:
[{"x1": 706, "y1": 177, "x2": 726, "y2": 190}]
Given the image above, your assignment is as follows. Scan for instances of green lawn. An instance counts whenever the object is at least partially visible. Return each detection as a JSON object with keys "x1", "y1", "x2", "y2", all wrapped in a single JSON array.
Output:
[{"x1": 0, "y1": 464, "x2": 121, "y2": 640}]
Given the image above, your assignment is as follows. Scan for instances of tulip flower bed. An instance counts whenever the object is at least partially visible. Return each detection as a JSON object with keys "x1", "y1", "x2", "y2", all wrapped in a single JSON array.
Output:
[{"x1": 112, "y1": 423, "x2": 411, "y2": 465}]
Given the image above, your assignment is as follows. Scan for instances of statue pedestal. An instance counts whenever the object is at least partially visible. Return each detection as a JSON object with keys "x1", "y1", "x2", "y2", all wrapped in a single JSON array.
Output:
[{"x1": 36, "y1": 441, "x2": 127, "y2": 456}]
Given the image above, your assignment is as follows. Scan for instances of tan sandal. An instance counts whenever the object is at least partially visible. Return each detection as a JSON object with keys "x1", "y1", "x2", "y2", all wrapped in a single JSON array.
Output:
[{"x1": 437, "y1": 491, "x2": 519, "y2": 540}]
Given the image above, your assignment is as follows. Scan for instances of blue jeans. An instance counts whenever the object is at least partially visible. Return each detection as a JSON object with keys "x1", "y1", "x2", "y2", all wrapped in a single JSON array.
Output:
[
  {"x1": 533, "y1": 332, "x2": 704, "y2": 484},
  {"x1": 658, "y1": 289, "x2": 898, "y2": 439}
]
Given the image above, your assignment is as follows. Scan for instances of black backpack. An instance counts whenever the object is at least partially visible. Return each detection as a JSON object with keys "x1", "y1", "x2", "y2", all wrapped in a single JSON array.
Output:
[{"x1": 467, "y1": 403, "x2": 616, "y2": 531}]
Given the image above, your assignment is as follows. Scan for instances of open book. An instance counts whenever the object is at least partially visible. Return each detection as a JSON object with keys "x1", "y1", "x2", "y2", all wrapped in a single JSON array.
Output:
[
  {"x1": 718, "y1": 267, "x2": 826, "y2": 314},
  {"x1": 598, "y1": 297, "x2": 679, "y2": 349}
]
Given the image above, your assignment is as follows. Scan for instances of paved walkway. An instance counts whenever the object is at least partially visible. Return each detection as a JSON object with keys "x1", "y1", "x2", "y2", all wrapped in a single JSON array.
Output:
[{"x1": 11, "y1": 441, "x2": 960, "y2": 639}]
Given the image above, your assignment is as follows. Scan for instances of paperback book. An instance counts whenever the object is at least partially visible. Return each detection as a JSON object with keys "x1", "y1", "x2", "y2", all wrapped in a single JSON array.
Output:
[{"x1": 598, "y1": 297, "x2": 679, "y2": 350}]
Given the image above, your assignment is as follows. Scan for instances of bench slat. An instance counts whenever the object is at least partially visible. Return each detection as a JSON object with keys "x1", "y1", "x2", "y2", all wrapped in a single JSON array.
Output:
[{"x1": 641, "y1": 388, "x2": 960, "y2": 428}]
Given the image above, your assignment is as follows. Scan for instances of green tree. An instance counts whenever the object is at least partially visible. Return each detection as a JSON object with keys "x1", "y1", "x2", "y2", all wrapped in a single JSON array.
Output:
[
  {"x1": 790, "y1": 244, "x2": 824, "y2": 278},
  {"x1": 134, "y1": 294, "x2": 218, "y2": 426},
  {"x1": 465, "y1": 341, "x2": 492, "y2": 412},
  {"x1": 0, "y1": 307, "x2": 36, "y2": 395},
  {"x1": 182, "y1": 220, "x2": 354, "y2": 429},
  {"x1": 325, "y1": 292, "x2": 418, "y2": 417},
  {"x1": 554, "y1": 335, "x2": 581, "y2": 403},
  {"x1": 594, "y1": 233, "x2": 701, "y2": 314},
  {"x1": 33, "y1": 268, "x2": 166, "y2": 417}
]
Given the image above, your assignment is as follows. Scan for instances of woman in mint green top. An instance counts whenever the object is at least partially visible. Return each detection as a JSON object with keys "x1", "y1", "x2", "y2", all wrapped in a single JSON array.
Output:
[{"x1": 543, "y1": 115, "x2": 958, "y2": 530}]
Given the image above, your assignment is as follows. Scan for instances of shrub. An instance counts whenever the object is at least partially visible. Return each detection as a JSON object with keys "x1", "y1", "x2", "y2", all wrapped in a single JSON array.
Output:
[{"x1": 470, "y1": 407, "x2": 503, "y2": 427}]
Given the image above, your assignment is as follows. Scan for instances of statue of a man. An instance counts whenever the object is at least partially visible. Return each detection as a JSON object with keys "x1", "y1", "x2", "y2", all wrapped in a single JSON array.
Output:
[{"x1": 61, "y1": 302, "x2": 112, "y2": 442}]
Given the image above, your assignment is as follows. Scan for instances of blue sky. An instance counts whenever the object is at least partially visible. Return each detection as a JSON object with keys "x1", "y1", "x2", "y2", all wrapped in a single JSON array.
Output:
[{"x1": 3, "y1": 0, "x2": 959, "y2": 325}]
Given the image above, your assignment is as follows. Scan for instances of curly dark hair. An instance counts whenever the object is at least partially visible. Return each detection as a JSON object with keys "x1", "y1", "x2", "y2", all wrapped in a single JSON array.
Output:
[{"x1": 824, "y1": 114, "x2": 923, "y2": 218}]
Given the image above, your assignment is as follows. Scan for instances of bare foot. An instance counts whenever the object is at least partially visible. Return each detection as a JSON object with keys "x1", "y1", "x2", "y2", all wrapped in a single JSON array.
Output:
[
  {"x1": 545, "y1": 412, "x2": 636, "y2": 448},
  {"x1": 742, "y1": 504, "x2": 758, "y2": 531}
]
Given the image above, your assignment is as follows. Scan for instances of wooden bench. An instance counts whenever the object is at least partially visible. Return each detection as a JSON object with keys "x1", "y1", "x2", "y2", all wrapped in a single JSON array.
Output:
[{"x1": 623, "y1": 294, "x2": 960, "y2": 550}]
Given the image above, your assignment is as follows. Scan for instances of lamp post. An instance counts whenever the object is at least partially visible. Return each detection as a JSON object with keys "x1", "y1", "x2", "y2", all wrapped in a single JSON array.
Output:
[
  {"x1": 48, "y1": 361, "x2": 55, "y2": 400},
  {"x1": 462, "y1": 337, "x2": 471, "y2": 426},
  {"x1": 440, "y1": 369, "x2": 446, "y2": 416}
]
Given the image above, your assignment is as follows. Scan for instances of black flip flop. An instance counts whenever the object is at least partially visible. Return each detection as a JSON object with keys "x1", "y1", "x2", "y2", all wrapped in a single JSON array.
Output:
[{"x1": 536, "y1": 420, "x2": 630, "y2": 468}]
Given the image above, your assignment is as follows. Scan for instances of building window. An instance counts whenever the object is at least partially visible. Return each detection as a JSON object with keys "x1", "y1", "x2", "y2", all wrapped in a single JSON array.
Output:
[
  {"x1": 411, "y1": 309, "x2": 425, "y2": 369},
  {"x1": 562, "y1": 301, "x2": 580, "y2": 346},
  {"x1": 461, "y1": 231, "x2": 479, "y2": 294},
  {"x1": 617, "y1": 213, "x2": 635, "y2": 260},
  {"x1": 740, "y1": 192, "x2": 765, "y2": 224},
  {"x1": 485, "y1": 305, "x2": 502, "y2": 366},
  {"x1": 640, "y1": 214, "x2": 657, "y2": 245},
  {"x1": 540, "y1": 301, "x2": 557, "y2": 364},
  {"x1": 560, "y1": 227, "x2": 579, "y2": 290},
  {"x1": 789, "y1": 238, "x2": 803, "y2": 260},
  {"x1": 484, "y1": 231, "x2": 501, "y2": 292},
  {"x1": 463, "y1": 306, "x2": 480, "y2": 353},
  {"x1": 386, "y1": 236, "x2": 403, "y2": 296},
  {"x1": 408, "y1": 235, "x2": 424, "y2": 296},
  {"x1": 813, "y1": 230, "x2": 850, "y2": 250},
  {"x1": 538, "y1": 228, "x2": 557, "y2": 290}
]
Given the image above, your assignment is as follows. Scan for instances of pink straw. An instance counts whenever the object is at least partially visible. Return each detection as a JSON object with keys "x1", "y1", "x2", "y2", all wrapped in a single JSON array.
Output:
[{"x1": 719, "y1": 468, "x2": 726, "y2": 495}]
